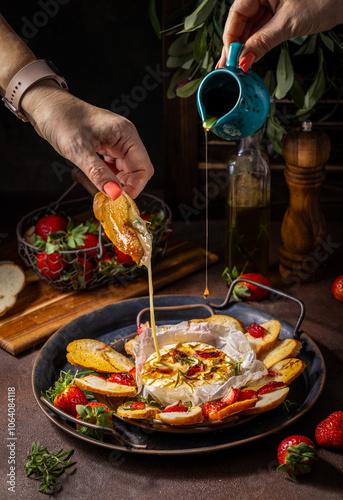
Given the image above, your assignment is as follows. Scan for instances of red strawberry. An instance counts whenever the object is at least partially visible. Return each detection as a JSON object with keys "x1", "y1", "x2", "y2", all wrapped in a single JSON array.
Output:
[
  {"x1": 315, "y1": 411, "x2": 343, "y2": 449},
  {"x1": 79, "y1": 233, "x2": 99, "y2": 257},
  {"x1": 221, "y1": 387, "x2": 241, "y2": 405},
  {"x1": 257, "y1": 381, "x2": 285, "y2": 395},
  {"x1": 277, "y1": 436, "x2": 318, "y2": 479},
  {"x1": 76, "y1": 402, "x2": 114, "y2": 440},
  {"x1": 129, "y1": 402, "x2": 146, "y2": 410},
  {"x1": 222, "y1": 267, "x2": 271, "y2": 301},
  {"x1": 36, "y1": 251, "x2": 67, "y2": 279},
  {"x1": 114, "y1": 246, "x2": 134, "y2": 266},
  {"x1": 45, "y1": 370, "x2": 88, "y2": 417},
  {"x1": 107, "y1": 372, "x2": 136, "y2": 386},
  {"x1": 74, "y1": 256, "x2": 94, "y2": 283},
  {"x1": 163, "y1": 401, "x2": 189, "y2": 413},
  {"x1": 247, "y1": 322, "x2": 267, "y2": 338},
  {"x1": 35, "y1": 214, "x2": 68, "y2": 241},
  {"x1": 203, "y1": 401, "x2": 227, "y2": 418},
  {"x1": 237, "y1": 273, "x2": 272, "y2": 301},
  {"x1": 238, "y1": 390, "x2": 257, "y2": 401},
  {"x1": 332, "y1": 276, "x2": 343, "y2": 302},
  {"x1": 195, "y1": 350, "x2": 222, "y2": 359},
  {"x1": 137, "y1": 322, "x2": 150, "y2": 335}
]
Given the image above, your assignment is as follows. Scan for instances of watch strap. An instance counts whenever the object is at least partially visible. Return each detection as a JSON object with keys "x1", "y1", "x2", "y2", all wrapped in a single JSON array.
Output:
[{"x1": 3, "y1": 59, "x2": 68, "y2": 122}]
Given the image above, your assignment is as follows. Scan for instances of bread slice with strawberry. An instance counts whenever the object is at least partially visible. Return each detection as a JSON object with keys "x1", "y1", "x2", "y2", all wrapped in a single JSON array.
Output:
[
  {"x1": 67, "y1": 339, "x2": 134, "y2": 373},
  {"x1": 244, "y1": 357, "x2": 306, "y2": 391},
  {"x1": 190, "y1": 314, "x2": 246, "y2": 332},
  {"x1": 157, "y1": 405, "x2": 204, "y2": 426},
  {"x1": 259, "y1": 338, "x2": 302, "y2": 369},
  {"x1": 242, "y1": 386, "x2": 290, "y2": 414},
  {"x1": 117, "y1": 401, "x2": 160, "y2": 419},
  {"x1": 74, "y1": 375, "x2": 137, "y2": 397},
  {"x1": 245, "y1": 320, "x2": 281, "y2": 357}
]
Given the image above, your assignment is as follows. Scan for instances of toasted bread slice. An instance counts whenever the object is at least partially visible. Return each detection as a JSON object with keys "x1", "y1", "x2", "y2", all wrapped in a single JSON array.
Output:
[
  {"x1": 156, "y1": 406, "x2": 204, "y2": 426},
  {"x1": 125, "y1": 338, "x2": 137, "y2": 357},
  {"x1": 259, "y1": 338, "x2": 302, "y2": 369},
  {"x1": 244, "y1": 358, "x2": 306, "y2": 391},
  {"x1": 74, "y1": 375, "x2": 137, "y2": 397},
  {"x1": 0, "y1": 263, "x2": 25, "y2": 317},
  {"x1": 117, "y1": 404, "x2": 160, "y2": 419},
  {"x1": 206, "y1": 398, "x2": 257, "y2": 422},
  {"x1": 190, "y1": 314, "x2": 246, "y2": 333},
  {"x1": 93, "y1": 192, "x2": 151, "y2": 266},
  {"x1": 67, "y1": 339, "x2": 134, "y2": 373},
  {"x1": 245, "y1": 320, "x2": 280, "y2": 357},
  {"x1": 242, "y1": 387, "x2": 289, "y2": 414}
]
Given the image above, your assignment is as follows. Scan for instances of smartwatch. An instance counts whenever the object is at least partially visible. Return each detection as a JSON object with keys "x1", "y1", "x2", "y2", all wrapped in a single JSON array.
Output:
[{"x1": 2, "y1": 59, "x2": 69, "y2": 122}]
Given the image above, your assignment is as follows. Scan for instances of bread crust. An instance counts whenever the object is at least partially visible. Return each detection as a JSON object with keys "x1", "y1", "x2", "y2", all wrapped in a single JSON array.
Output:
[
  {"x1": 259, "y1": 338, "x2": 302, "y2": 369},
  {"x1": 244, "y1": 357, "x2": 306, "y2": 391},
  {"x1": 190, "y1": 314, "x2": 246, "y2": 333},
  {"x1": 67, "y1": 339, "x2": 134, "y2": 373},
  {"x1": 242, "y1": 387, "x2": 290, "y2": 414},
  {"x1": 245, "y1": 319, "x2": 280, "y2": 357},
  {"x1": 156, "y1": 406, "x2": 204, "y2": 426},
  {"x1": 74, "y1": 375, "x2": 137, "y2": 397},
  {"x1": 117, "y1": 404, "x2": 160, "y2": 419}
]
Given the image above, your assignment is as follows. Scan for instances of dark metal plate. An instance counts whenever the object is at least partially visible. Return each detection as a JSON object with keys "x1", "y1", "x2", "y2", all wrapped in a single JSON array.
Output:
[{"x1": 32, "y1": 295, "x2": 325, "y2": 455}]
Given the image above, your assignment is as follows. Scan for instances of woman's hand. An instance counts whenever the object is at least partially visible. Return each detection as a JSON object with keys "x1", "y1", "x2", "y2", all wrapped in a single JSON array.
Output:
[
  {"x1": 217, "y1": 0, "x2": 343, "y2": 70},
  {"x1": 21, "y1": 81, "x2": 154, "y2": 199}
]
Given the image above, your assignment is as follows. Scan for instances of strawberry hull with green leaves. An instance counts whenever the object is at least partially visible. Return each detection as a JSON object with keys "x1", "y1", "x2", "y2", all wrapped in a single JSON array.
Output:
[
  {"x1": 45, "y1": 370, "x2": 88, "y2": 417},
  {"x1": 222, "y1": 266, "x2": 272, "y2": 301},
  {"x1": 277, "y1": 435, "x2": 318, "y2": 479},
  {"x1": 76, "y1": 402, "x2": 114, "y2": 441}
]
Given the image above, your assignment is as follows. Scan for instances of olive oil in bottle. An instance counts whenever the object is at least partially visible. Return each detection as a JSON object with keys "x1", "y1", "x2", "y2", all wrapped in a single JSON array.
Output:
[{"x1": 225, "y1": 131, "x2": 270, "y2": 275}]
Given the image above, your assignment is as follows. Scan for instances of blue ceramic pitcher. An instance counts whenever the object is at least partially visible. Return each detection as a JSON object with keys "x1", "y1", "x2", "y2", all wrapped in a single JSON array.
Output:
[{"x1": 197, "y1": 43, "x2": 270, "y2": 140}]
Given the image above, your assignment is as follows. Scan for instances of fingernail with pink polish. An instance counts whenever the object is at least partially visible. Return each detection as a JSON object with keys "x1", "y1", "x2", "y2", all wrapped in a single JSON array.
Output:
[
  {"x1": 103, "y1": 181, "x2": 122, "y2": 201},
  {"x1": 239, "y1": 52, "x2": 255, "y2": 72}
]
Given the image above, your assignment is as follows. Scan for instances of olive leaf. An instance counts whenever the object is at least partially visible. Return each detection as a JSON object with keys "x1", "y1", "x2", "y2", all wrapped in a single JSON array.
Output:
[
  {"x1": 290, "y1": 76, "x2": 305, "y2": 109},
  {"x1": 319, "y1": 32, "x2": 334, "y2": 52},
  {"x1": 167, "y1": 67, "x2": 192, "y2": 99},
  {"x1": 194, "y1": 24, "x2": 208, "y2": 62},
  {"x1": 289, "y1": 35, "x2": 308, "y2": 45},
  {"x1": 167, "y1": 53, "x2": 195, "y2": 68},
  {"x1": 297, "y1": 47, "x2": 325, "y2": 115},
  {"x1": 168, "y1": 33, "x2": 192, "y2": 57},
  {"x1": 183, "y1": 0, "x2": 216, "y2": 32},
  {"x1": 176, "y1": 77, "x2": 202, "y2": 97},
  {"x1": 149, "y1": 0, "x2": 161, "y2": 40},
  {"x1": 294, "y1": 34, "x2": 317, "y2": 56},
  {"x1": 263, "y1": 70, "x2": 276, "y2": 95},
  {"x1": 275, "y1": 44, "x2": 294, "y2": 99}
]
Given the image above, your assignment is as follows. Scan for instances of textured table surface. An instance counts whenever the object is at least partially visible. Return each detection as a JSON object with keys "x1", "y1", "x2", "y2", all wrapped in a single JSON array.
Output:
[{"x1": 1, "y1": 220, "x2": 342, "y2": 500}]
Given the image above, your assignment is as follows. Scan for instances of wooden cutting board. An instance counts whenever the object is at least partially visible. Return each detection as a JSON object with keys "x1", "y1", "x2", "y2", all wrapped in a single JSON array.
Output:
[{"x1": 0, "y1": 235, "x2": 218, "y2": 355}]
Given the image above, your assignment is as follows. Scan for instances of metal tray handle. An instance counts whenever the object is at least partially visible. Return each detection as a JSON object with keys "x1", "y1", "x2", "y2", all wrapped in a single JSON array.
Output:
[
  {"x1": 136, "y1": 303, "x2": 215, "y2": 327},
  {"x1": 210, "y1": 278, "x2": 305, "y2": 339}
]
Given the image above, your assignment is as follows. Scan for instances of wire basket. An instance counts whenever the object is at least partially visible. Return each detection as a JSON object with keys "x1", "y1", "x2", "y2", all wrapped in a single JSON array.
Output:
[{"x1": 17, "y1": 183, "x2": 172, "y2": 291}]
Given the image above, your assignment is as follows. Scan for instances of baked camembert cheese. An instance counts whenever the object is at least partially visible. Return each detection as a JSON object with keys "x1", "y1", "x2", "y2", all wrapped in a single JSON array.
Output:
[{"x1": 140, "y1": 342, "x2": 237, "y2": 390}]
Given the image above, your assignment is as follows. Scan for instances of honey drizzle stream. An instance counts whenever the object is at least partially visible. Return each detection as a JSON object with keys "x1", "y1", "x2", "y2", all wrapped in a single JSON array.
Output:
[
  {"x1": 203, "y1": 128, "x2": 209, "y2": 299},
  {"x1": 148, "y1": 261, "x2": 160, "y2": 361}
]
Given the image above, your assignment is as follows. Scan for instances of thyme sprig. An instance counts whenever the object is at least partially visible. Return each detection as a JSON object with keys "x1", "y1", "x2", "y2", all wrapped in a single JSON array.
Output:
[{"x1": 24, "y1": 441, "x2": 75, "y2": 494}]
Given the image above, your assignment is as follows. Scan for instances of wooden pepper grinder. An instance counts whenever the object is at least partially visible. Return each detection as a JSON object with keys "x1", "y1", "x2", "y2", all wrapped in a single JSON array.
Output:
[{"x1": 279, "y1": 121, "x2": 331, "y2": 282}]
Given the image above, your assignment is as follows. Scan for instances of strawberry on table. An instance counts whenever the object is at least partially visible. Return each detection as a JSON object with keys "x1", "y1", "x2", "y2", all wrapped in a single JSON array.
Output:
[
  {"x1": 35, "y1": 214, "x2": 68, "y2": 241},
  {"x1": 76, "y1": 402, "x2": 114, "y2": 440},
  {"x1": 315, "y1": 411, "x2": 343, "y2": 449},
  {"x1": 277, "y1": 435, "x2": 318, "y2": 479},
  {"x1": 45, "y1": 370, "x2": 88, "y2": 417},
  {"x1": 36, "y1": 251, "x2": 67, "y2": 280},
  {"x1": 332, "y1": 276, "x2": 343, "y2": 302},
  {"x1": 222, "y1": 267, "x2": 272, "y2": 301}
]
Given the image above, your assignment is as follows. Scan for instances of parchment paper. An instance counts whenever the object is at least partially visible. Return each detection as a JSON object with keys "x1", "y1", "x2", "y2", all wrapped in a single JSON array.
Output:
[{"x1": 134, "y1": 321, "x2": 267, "y2": 406}]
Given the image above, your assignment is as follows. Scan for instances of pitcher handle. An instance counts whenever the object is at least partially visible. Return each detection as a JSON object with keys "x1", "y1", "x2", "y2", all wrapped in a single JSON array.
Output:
[{"x1": 226, "y1": 42, "x2": 244, "y2": 68}]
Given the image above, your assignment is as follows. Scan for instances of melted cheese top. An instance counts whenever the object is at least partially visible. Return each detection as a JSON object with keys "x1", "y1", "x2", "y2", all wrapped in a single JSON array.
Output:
[{"x1": 140, "y1": 342, "x2": 234, "y2": 389}]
